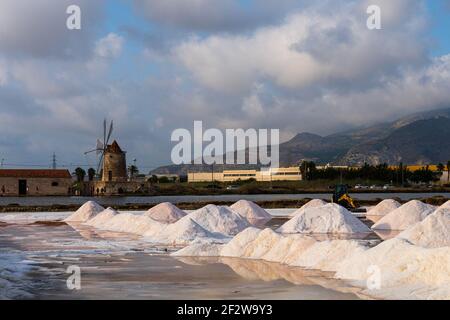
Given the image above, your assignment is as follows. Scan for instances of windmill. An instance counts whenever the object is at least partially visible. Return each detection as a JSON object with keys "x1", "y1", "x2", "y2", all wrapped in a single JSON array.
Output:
[{"x1": 85, "y1": 119, "x2": 114, "y2": 177}]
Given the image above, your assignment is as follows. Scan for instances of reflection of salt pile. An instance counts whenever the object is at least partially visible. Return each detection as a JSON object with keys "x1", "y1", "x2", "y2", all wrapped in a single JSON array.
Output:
[
  {"x1": 187, "y1": 205, "x2": 250, "y2": 236},
  {"x1": 64, "y1": 201, "x2": 105, "y2": 222},
  {"x1": 230, "y1": 200, "x2": 272, "y2": 224},
  {"x1": 397, "y1": 208, "x2": 450, "y2": 248},
  {"x1": 372, "y1": 200, "x2": 435, "y2": 231},
  {"x1": 278, "y1": 203, "x2": 371, "y2": 234},
  {"x1": 85, "y1": 207, "x2": 119, "y2": 227},
  {"x1": 290, "y1": 199, "x2": 327, "y2": 217},
  {"x1": 144, "y1": 202, "x2": 186, "y2": 224},
  {"x1": 365, "y1": 199, "x2": 401, "y2": 222}
]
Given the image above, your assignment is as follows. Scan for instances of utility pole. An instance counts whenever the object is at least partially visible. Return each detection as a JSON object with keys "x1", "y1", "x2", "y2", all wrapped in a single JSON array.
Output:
[
  {"x1": 0, "y1": 158, "x2": 4, "y2": 168},
  {"x1": 52, "y1": 153, "x2": 57, "y2": 169}
]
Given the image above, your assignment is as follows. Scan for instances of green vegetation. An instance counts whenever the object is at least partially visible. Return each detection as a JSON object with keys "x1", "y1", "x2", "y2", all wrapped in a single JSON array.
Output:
[{"x1": 300, "y1": 161, "x2": 443, "y2": 185}]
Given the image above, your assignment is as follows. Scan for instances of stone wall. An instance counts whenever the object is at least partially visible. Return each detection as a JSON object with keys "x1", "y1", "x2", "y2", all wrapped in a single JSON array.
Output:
[
  {"x1": 102, "y1": 152, "x2": 127, "y2": 182},
  {"x1": 91, "y1": 181, "x2": 148, "y2": 196},
  {"x1": 0, "y1": 177, "x2": 72, "y2": 196}
]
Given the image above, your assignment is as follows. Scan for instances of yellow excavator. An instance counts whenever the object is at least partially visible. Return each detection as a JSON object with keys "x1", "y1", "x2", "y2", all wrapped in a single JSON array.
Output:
[{"x1": 332, "y1": 184, "x2": 356, "y2": 210}]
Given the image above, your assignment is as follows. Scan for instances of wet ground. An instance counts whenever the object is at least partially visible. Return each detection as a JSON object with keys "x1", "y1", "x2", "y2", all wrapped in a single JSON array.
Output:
[{"x1": 0, "y1": 221, "x2": 369, "y2": 300}]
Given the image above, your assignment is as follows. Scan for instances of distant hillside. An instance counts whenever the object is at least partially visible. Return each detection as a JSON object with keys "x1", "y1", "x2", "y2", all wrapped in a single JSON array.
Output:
[
  {"x1": 151, "y1": 107, "x2": 450, "y2": 175},
  {"x1": 339, "y1": 117, "x2": 450, "y2": 165}
]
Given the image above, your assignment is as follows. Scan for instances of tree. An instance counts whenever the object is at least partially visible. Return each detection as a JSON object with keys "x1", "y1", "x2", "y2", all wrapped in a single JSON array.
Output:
[
  {"x1": 87, "y1": 168, "x2": 96, "y2": 181},
  {"x1": 128, "y1": 165, "x2": 139, "y2": 179},
  {"x1": 148, "y1": 175, "x2": 158, "y2": 184},
  {"x1": 437, "y1": 163, "x2": 445, "y2": 172},
  {"x1": 74, "y1": 167, "x2": 86, "y2": 182},
  {"x1": 299, "y1": 161, "x2": 316, "y2": 181},
  {"x1": 447, "y1": 161, "x2": 450, "y2": 182}
]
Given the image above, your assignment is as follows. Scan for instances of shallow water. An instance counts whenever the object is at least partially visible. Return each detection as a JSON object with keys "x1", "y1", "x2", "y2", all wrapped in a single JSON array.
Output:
[
  {"x1": 0, "y1": 192, "x2": 448, "y2": 206},
  {"x1": 0, "y1": 222, "x2": 365, "y2": 300}
]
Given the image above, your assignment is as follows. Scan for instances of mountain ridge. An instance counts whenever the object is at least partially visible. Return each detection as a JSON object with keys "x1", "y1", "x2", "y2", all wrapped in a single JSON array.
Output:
[{"x1": 151, "y1": 107, "x2": 450, "y2": 175}]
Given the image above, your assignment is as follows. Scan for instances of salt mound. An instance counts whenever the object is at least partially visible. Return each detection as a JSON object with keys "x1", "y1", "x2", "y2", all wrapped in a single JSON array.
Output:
[
  {"x1": 291, "y1": 240, "x2": 367, "y2": 272},
  {"x1": 372, "y1": 200, "x2": 435, "y2": 231},
  {"x1": 85, "y1": 207, "x2": 119, "y2": 227},
  {"x1": 230, "y1": 200, "x2": 272, "y2": 223},
  {"x1": 335, "y1": 238, "x2": 450, "y2": 299},
  {"x1": 64, "y1": 201, "x2": 105, "y2": 222},
  {"x1": 172, "y1": 242, "x2": 224, "y2": 257},
  {"x1": 278, "y1": 203, "x2": 371, "y2": 234},
  {"x1": 174, "y1": 226, "x2": 365, "y2": 273},
  {"x1": 187, "y1": 205, "x2": 250, "y2": 236},
  {"x1": 97, "y1": 213, "x2": 165, "y2": 236},
  {"x1": 144, "y1": 202, "x2": 186, "y2": 224},
  {"x1": 290, "y1": 199, "x2": 327, "y2": 217},
  {"x1": 397, "y1": 208, "x2": 450, "y2": 248},
  {"x1": 366, "y1": 199, "x2": 401, "y2": 217},
  {"x1": 148, "y1": 217, "x2": 223, "y2": 245},
  {"x1": 438, "y1": 200, "x2": 450, "y2": 209}
]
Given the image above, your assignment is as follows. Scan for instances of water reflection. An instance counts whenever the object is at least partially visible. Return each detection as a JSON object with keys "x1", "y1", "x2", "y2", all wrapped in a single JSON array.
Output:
[{"x1": 174, "y1": 256, "x2": 366, "y2": 298}]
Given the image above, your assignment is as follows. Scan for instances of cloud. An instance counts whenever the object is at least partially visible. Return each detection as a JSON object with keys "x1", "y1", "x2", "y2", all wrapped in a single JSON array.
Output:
[
  {"x1": 0, "y1": 0, "x2": 104, "y2": 59},
  {"x1": 0, "y1": 0, "x2": 450, "y2": 170},
  {"x1": 174, "y1": 0, "x2": 428, "y2": 94},
  {"x1": 94, "y1": 33, "x2": 125, "y2": 59},
  {"x1": 133, "y1": 0, "x2": 305, "y2": 32}
]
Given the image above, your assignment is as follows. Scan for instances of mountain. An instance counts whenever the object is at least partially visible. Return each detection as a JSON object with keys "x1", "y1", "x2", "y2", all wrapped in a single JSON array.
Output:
[
  {"x1": 151, "y1": 107, "x2": 450, "y2": 175},
  {"x1": 339, "y1": 117, "x2": 450, "y2": 165}
]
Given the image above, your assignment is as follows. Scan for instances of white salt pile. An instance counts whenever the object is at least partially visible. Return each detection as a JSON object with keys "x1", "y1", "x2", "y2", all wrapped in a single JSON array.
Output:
[
  {"x1": 174, "y1": 226, "x2": 450, "y2": 299},
  {"x1": 84, "y1": 209, "x2": 226, "y2": 245},
  {"x1": 438, "y1": 200, "x2": 450, "y2": 209},
  {"x1": 144, "y1": 202, "x2": 186, "y2": 224},
  {"x1": 146, "y1": 217, "x2": 224, "y2": 245},
  {"x1": 335, "y1": 238, "x2": 450, "y2": 300},
  {"x1": 372, "y1": 200, "x2": 435, "y2": 231},
  {"x1": 95, "y1": 212, "x2": 165, "y2": 236},
  {"x1": 290, "y1": 199, "x2": 327, "y2": 217},
  {"x1": 277, "y1": 203, "x2": 371, "y2": 234},
  {"x1": 64, "y1": 201, "x2": 105, "y2": 222},
  {"x1": 187, "y1": 205, "x2": 250, "y2": 236},
  {"x1": 230, "y1": 200, "x2": 272, "y2": 224},
  {"x1": 397, "y1": 208, "x2": 450, "y2": 248},
  {"x1": 173, "y1": 227, "x2": 366, "y2": 273},
  {"x1": 366, "y1": 199, "x2": 401, "y2": 217},
  {"x1": 85, "y1": 207, "x2": 119, "y2": 228}
]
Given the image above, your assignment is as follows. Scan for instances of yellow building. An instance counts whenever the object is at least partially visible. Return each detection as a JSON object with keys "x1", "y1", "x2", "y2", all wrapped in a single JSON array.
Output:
[{"x1": 188, "y1": 167, "x2": 302, "y2": 183}]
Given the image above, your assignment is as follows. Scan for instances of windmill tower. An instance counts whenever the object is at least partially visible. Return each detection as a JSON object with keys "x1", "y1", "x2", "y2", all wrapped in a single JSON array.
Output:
[{"x1": 85, "y1": 119, "x2": 127, "y2": 182}]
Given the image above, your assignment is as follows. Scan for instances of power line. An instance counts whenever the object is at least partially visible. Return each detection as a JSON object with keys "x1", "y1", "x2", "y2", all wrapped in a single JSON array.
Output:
[{"x1": 52, "y1": 153, "x2": 57, "y2": 170}]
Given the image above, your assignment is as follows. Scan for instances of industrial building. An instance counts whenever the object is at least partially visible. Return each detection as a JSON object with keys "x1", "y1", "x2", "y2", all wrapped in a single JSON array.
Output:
[
  {"x1": 0, "y1": 169, "x2": 72, "y2": 196},
  {"x1": 187, "y1": 167, "x2": 302, "y2": 183}
]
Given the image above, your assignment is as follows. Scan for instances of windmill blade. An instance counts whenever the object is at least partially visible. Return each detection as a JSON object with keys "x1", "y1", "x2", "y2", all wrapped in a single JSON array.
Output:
[
  {"x1": 97, "y1": 153, "x2": 104, "y2": 176},
  {"x1": 103, "y1": 119, "x2": 107, "y2": 146},
  {"x1": 106, "y1": 120, "x2": 114, "y2": 146},
  {"x1": 96, "y1": 139, "x2": 104, "y2": 155}
]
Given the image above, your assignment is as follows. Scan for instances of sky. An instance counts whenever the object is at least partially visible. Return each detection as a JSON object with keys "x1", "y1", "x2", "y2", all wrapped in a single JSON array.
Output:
[{"x1": 0, "y1": 0, "x2": 450, "y2": 172}]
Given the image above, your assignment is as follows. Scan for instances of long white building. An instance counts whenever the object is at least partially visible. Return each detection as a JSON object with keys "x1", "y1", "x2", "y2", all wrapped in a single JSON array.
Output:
[{"x1": 188, "y1": 167, "x2": 302, "y2": 183}]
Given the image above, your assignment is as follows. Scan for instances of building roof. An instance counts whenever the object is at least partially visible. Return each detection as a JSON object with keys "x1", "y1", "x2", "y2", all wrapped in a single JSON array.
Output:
[
  {"x1": 105, "y1": 140, "x2": 124, "y2": 154},
  {"x1": 0, "y1": 169, "x2": 72, "y2": 179}
]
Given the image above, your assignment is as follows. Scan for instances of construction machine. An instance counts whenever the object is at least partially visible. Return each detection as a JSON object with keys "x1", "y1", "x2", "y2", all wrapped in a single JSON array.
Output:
[{"x1": 332, "y1": 184, "x2": 356, "y2": 210}]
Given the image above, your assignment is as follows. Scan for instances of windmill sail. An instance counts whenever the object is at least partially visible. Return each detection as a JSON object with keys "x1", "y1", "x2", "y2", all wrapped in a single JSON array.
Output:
[
  {"x1": 96, "y1": 139, "x2": 104, "y2": 155},
  {"x1": 84, "y1": 118, "x2": 114, "y2": 179}
]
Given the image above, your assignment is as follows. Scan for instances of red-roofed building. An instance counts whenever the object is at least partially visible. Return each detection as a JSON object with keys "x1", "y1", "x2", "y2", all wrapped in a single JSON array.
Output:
[{"x1": 0, "y1": 169, "x2": 72, "y2": 196}]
